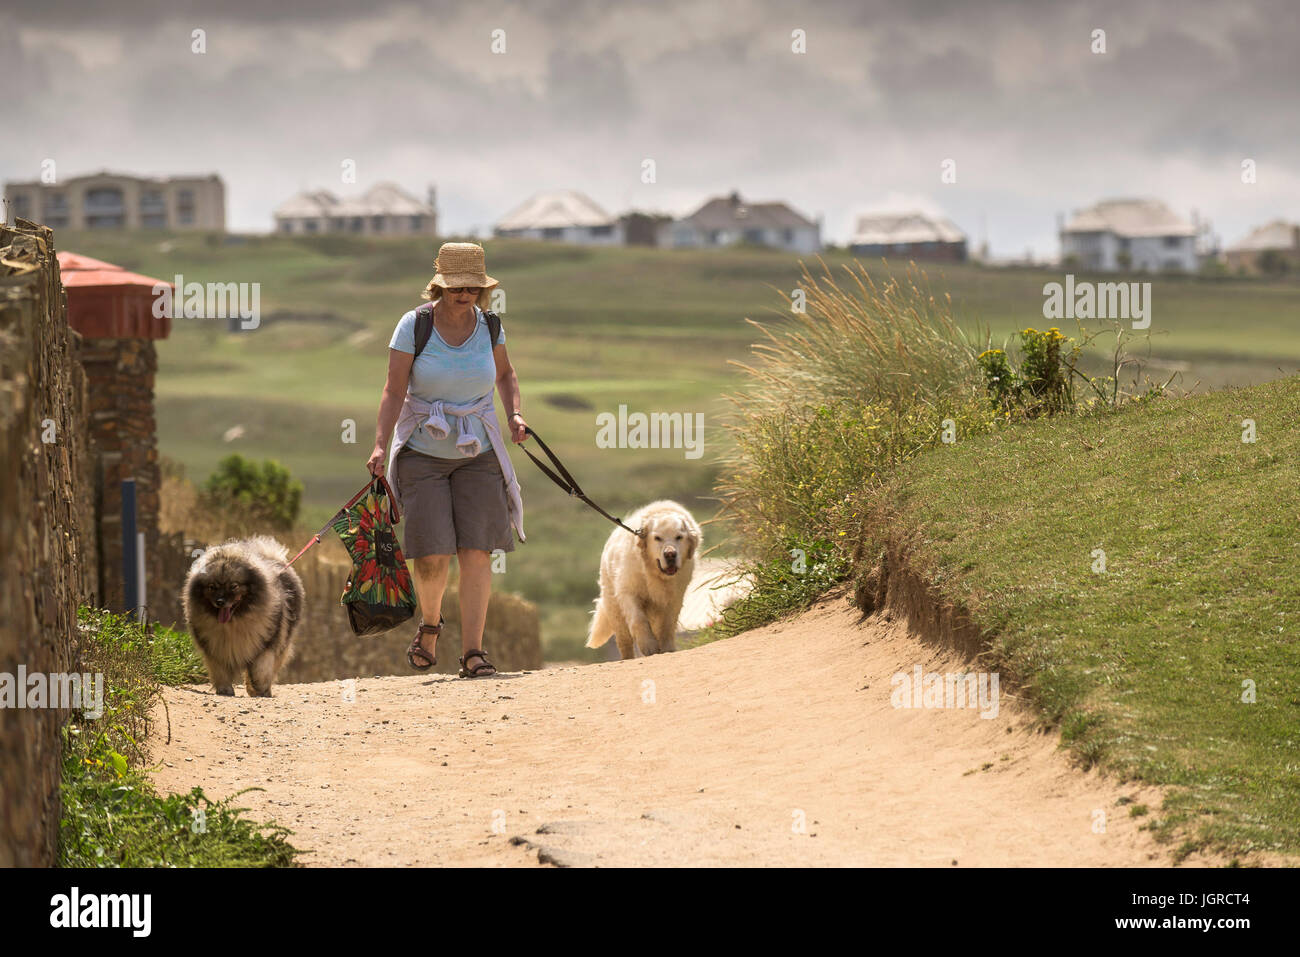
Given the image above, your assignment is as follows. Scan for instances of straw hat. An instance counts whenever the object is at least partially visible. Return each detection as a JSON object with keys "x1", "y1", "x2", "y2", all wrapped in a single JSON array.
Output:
[{"x1": 422, "y1": 242, "x2": 499, "y2": 309}]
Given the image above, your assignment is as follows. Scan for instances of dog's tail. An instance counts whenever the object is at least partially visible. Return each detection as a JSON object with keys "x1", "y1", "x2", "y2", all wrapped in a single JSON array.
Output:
[{"x1": 584, "y1": 597, "x2": 615, "y2": 649}]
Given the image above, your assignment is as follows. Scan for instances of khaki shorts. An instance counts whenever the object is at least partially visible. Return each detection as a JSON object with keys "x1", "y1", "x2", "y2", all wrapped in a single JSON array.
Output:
[{"x1": 394, "y1": 444, "x2": 516, "y2": 558}]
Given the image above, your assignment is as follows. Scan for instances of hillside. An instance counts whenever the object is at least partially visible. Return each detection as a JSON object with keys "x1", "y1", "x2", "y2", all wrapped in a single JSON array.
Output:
[{"x1": 860, "y1": 373, "x2": 1300, "y2": 857}]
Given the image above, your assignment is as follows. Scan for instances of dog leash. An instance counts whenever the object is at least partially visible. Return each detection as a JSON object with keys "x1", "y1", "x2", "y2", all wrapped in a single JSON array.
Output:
[
  {"x1": 286, "y1": 475, "x2": 400, "y2": 567},
  {"x1": 517, "y1": 425, "x2": 644, "y2": 538}
]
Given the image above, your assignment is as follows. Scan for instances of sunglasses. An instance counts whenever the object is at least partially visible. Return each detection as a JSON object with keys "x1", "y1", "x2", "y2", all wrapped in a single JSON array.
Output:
[{"x1": 446, "y1": 286, "x2": 481, "y2": 295}]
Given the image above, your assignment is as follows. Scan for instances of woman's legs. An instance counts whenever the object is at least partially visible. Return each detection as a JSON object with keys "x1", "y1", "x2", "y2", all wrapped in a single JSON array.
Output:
[
  {"x1": 456, "y1": 547, "x2": 495, "y2": 673},
  {"x1": 411, "y1": 554, "x2": 451, "y2": 630},
  {"x1": 410, "y1": 549, "x2": 495, "y2": 673}
]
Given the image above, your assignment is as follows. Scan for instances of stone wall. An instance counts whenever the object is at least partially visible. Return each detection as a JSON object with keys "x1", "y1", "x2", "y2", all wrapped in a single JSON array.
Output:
[{"x1": 0, "y1": 219, "x2": 98, "y2": 866}]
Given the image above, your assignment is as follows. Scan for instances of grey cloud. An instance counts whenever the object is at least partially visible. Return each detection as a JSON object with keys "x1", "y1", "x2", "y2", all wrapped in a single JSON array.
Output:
[{"x1": 3, "y1": 0, "x2": 1298, "y2": 255}]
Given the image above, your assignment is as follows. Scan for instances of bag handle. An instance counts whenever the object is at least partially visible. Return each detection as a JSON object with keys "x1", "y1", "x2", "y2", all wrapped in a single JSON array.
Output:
[{"x1": 373, "y1": 474, "x2": 401, "y2": 525}]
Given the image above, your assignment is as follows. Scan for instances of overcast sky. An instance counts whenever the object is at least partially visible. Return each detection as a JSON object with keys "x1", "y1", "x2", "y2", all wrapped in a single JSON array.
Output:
[{"x1": 5, "y1": 0, "x2": 1298, "y2": 258}]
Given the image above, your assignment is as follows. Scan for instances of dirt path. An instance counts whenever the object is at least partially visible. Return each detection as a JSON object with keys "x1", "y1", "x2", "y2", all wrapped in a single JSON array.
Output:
[{"x1": 149, "y1": 586, "x2": 1191, "y2": 867}]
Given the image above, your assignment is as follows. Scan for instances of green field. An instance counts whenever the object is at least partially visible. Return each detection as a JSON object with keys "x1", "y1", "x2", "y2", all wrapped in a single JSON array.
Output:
[{"x1": 53, "y1": 228, "x2": 1300, "y2": 659}]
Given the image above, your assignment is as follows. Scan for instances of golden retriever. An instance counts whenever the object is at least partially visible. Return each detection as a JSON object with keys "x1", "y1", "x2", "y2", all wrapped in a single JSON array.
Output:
[{"x1": 585, "y1": 500, "x2": 702, "y2": 659}]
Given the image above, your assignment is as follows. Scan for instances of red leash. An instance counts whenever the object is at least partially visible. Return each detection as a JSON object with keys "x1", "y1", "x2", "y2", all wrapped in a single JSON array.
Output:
[{"x1": 285, "y1": 474, "x2": 400, "y2": 567}]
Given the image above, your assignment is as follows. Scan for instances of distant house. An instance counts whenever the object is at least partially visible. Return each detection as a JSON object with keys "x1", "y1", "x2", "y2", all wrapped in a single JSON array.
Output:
[
  {"x1": 1059, "y1": 199, "x2": 1201, "y2": 272},
  {"x1": 1225, "y1": 220, "x2": 1300, "y2": 275},
  {"x1": 4, "y1": 170, "x2": 225, "y2": 231},
  {"x1": 274, "y1": 182, "x2": 436, "y2": 236},
  {"x1": 494, "y1": 190, "x2": 623, "y2": 244},
  {"x1": 849, "y1": 211, "x2": 967, "y2": 262},
  {"x1": 661, "y1": 191, "x2": 820, "y2": 253}
]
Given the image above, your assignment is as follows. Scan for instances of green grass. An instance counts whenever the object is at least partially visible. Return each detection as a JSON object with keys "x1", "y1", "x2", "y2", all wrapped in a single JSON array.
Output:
[
  {"x1": 51, "y1": 228, "x2": 1300, "y2": 659},
  {"x1": 77, "y1": 604, "x2": 209, "y2": 686},
  {"x1": 60, "y1": 608, "x2": 301, "y2": 867},
  {"x1": 862, "y1": 375, "x2": 1300, "y2": 859}
]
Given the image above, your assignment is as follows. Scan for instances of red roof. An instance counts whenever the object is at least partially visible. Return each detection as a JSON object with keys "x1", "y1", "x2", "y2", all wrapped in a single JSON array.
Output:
[{"x1": 57, "y1": 250, "x2": 172, "y2": 339}]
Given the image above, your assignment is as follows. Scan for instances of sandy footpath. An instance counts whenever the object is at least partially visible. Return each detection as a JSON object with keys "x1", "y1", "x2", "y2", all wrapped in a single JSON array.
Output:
[{"x1": 149, "y1": 585, "x2": 1199, "y2": 867}]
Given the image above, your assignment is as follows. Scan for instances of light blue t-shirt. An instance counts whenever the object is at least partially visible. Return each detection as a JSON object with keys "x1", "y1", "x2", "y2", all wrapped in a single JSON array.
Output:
[{"x1": 389, "y1": 305, "x2": 506, "y2": 459}]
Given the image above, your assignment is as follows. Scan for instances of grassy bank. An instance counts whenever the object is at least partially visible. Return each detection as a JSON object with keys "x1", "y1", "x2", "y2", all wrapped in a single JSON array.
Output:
[
  {"x1": 694, "y1": 248, "x2": 1297, "y2": 861},
  {"x1": 853, "y1": 375, "x2": 1300, "y2": 860},
  {"x1": 60, "y1": 608, "x2": 301, "y2": 866}
]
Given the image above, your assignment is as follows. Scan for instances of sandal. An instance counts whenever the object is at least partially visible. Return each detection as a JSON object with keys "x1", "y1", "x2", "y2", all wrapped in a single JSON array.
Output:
[
  {"x1": 458, "y1": 648, "x2": 496, "y2": 678},
  {"x1": 407, "y1": 615, "x2": 444, "y2": 670}
]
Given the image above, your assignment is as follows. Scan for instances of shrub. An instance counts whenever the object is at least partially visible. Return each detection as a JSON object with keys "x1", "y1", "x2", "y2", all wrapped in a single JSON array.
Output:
[
  {"x1": 979, "y1": 320, "x2": 1170, "y2": 419},
  {"x1": 200, "y1": 454, "x2": 302, "y2": 531},
  {"x1": 978, "y1": 326, "x2": 1079, "y2": 419}
]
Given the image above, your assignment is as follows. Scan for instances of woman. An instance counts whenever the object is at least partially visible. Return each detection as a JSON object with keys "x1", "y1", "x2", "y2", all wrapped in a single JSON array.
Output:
[{"x1": 367, "y1": 242, "x2": 528, "y2": 678}]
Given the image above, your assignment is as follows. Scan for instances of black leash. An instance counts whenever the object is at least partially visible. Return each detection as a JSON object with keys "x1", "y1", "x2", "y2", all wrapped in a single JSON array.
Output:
[{"x1": 518, "y1": 425, "x2": 643, "y2": 538}]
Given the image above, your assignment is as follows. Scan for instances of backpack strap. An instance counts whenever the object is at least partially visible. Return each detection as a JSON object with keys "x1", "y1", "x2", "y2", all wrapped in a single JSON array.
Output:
[
  {"x1": 413, "y1": 302, "x2": 435, "y2": 358},
  {"x1": 412, "y1": 303, "x2": 502, "y2": 358}
]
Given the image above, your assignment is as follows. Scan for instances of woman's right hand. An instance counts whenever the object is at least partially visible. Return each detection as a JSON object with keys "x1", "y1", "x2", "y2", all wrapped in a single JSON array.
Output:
[{"x1": 367, "y1": 443, "x2": 386, "y2": 477}]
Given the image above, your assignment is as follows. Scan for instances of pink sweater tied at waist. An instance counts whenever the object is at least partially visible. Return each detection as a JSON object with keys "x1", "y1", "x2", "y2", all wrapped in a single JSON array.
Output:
[{"x1": 384, "y1": 390, "x2": 526, "y2": 544}]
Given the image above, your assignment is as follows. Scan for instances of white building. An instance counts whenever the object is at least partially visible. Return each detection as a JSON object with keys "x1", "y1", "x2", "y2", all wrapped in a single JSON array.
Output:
[
  {"x1": 494, "y1": 190, "x2": 623, "y2": 244},
  {"x1": 849, "y1": 211, "x2": 967, "y2": 262},
  {"x1": 274, "y1": 182, "x2": 436, "y2": 236},
  {"x1": 1059, "y1": 199, "x2": 1202, "y2": 272},
  {"x1": 662, "y1": 190, "x2": 820, "y2": 253}
]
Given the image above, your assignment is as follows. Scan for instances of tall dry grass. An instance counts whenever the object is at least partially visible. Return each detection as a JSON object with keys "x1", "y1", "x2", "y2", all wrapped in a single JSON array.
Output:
[
  {"x1": 703, "y1": 258, "x2": 999, "y2": 636},
  {"x1": 715, "y1": 258, "x2": 995, "y2": 550},
  {"x1": 728, "y1": 258, "x2": 986, "y2": 419}
]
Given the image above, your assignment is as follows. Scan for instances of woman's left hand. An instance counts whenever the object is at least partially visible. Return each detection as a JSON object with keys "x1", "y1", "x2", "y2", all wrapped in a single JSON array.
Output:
[{"x1": 509, "y1": 413, "x2": 528, "y2": 443}]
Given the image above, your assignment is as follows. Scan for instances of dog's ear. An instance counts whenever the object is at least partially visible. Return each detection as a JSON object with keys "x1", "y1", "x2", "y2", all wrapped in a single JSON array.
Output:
[{"x1": 684, "y1": 518, "x2": 701, "y2": 561}]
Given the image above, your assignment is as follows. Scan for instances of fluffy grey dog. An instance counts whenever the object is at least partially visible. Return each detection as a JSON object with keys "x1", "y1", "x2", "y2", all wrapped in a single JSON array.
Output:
[{"x1": 182, "y1": 534, "x2": 304, "y2": 697}]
